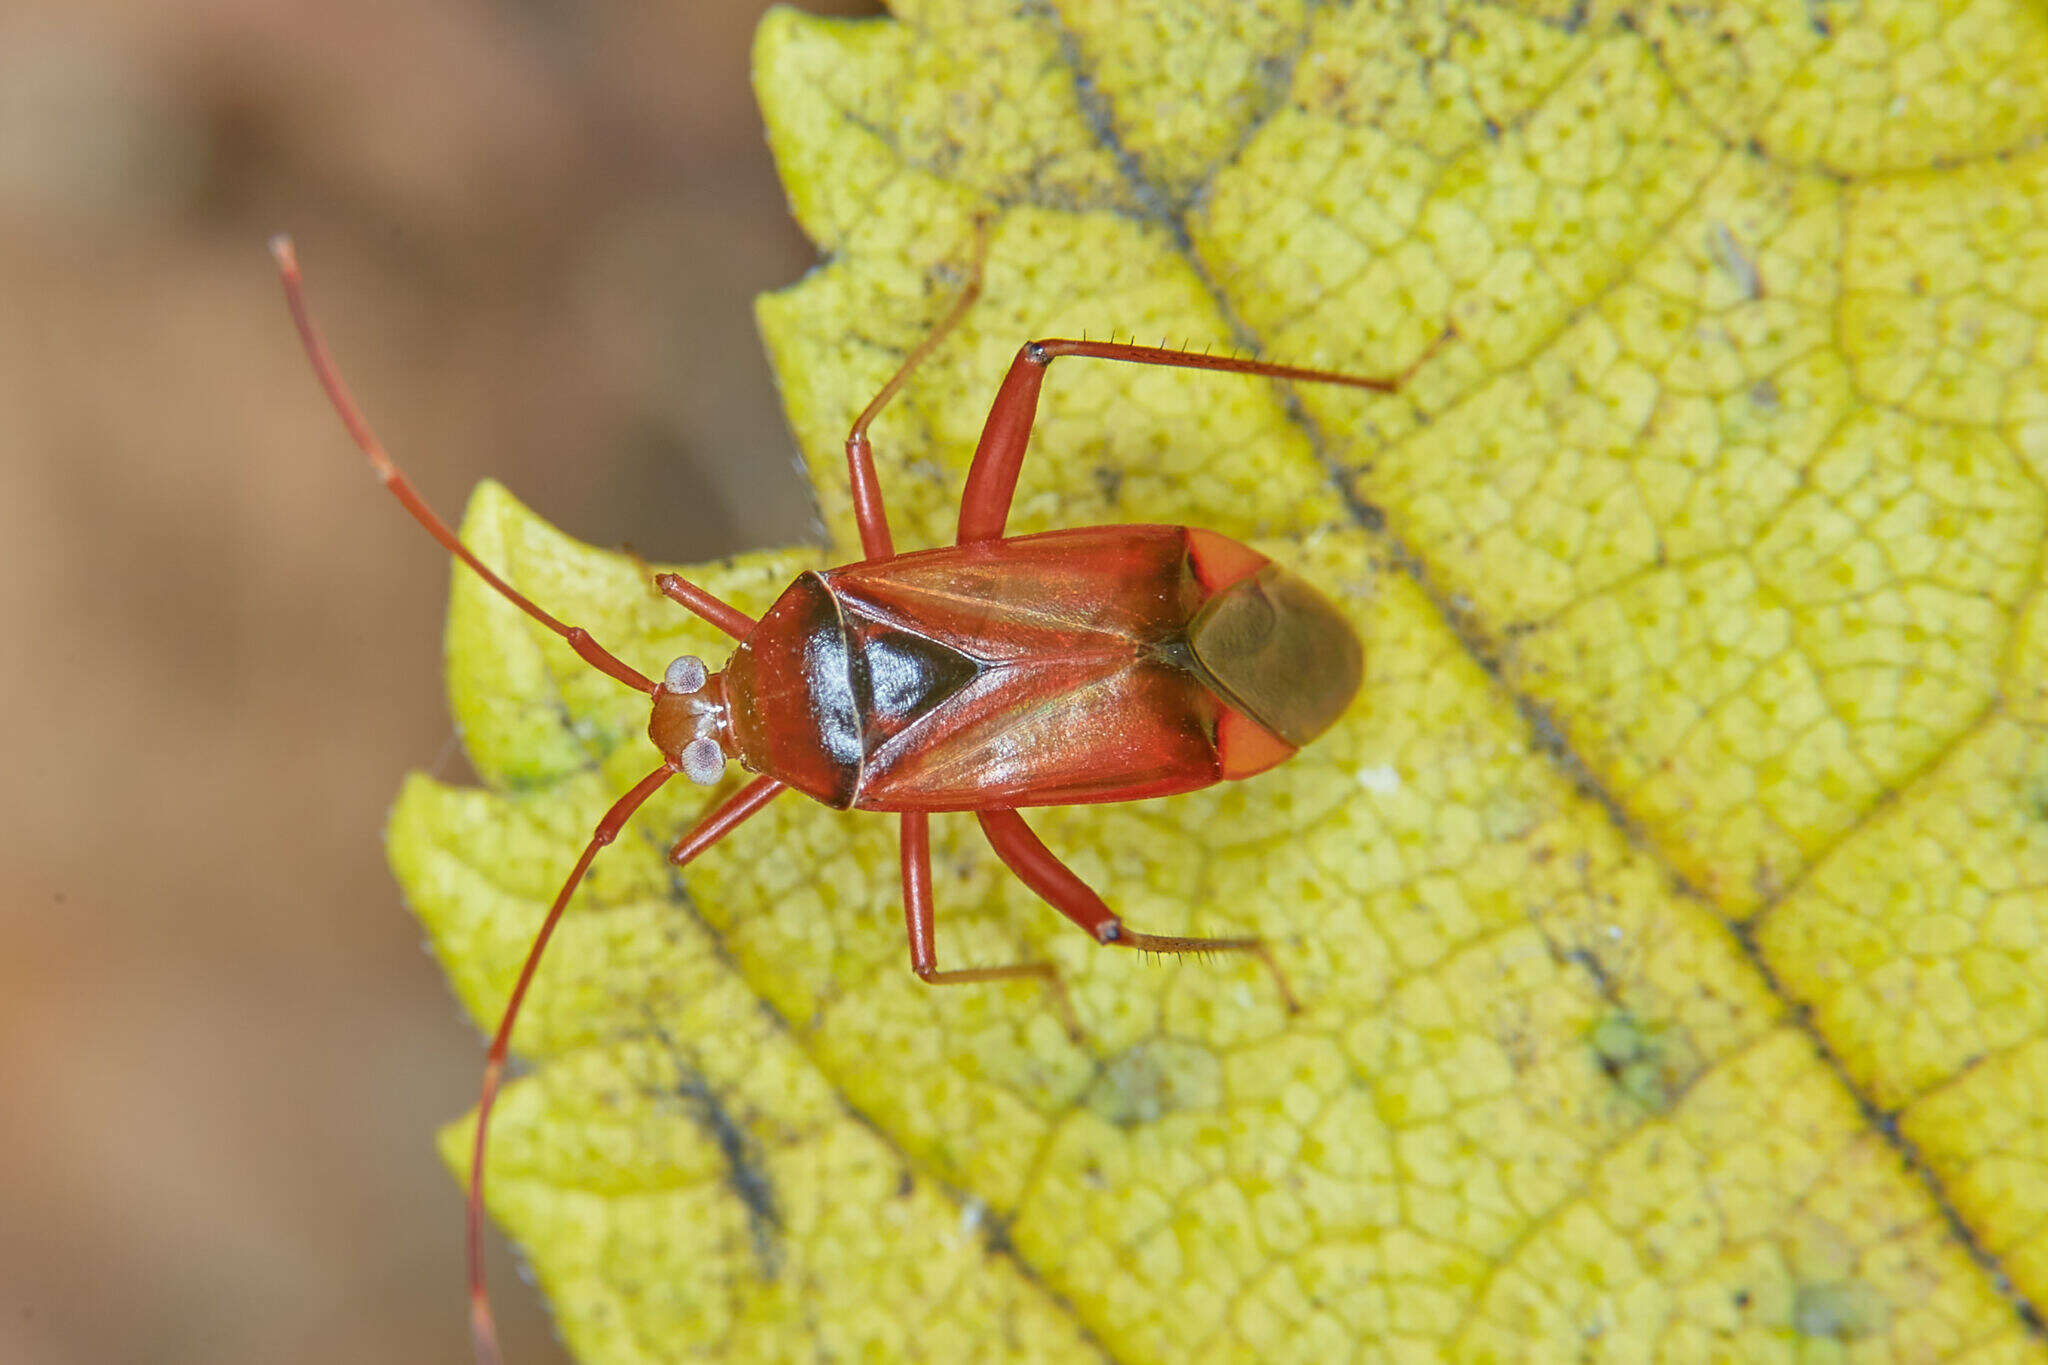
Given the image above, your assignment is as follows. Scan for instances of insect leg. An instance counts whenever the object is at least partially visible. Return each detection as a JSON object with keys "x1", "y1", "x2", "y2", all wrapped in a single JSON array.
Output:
[
  {"x1": 667, "y1": 775, "x2": 788, "y2": 866},
  {"x1": 956, "y1": 332, "x2": 1450, "y2": 544},
  {"x1": 898, "y1": 813, "x2": 1084, "y2": 1038},
  {"x1": 652, "y1": 573, "x2": 756, "y2": 641},
  {"x1": 843, "y1": 233, "x2": 989, "y2": 559},
  {"x1": 621, "y1": 531, "x2": 757, "y2": 641},
  {"x1": 975, "y1": 809, "x2": 1300, "y2": 1012}
]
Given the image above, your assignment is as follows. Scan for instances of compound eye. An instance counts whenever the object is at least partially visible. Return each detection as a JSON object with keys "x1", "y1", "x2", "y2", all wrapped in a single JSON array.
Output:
[
  {"x1": 663, "y1": 655, "x2": 708, "y2": 694},
  {"x1": 679, "y1": 737, "x2": 726, "y2": 785}
]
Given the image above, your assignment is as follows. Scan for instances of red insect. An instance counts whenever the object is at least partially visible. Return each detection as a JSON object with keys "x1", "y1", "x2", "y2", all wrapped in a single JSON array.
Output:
[{"x1": 272, "y1": 235, "x2": 1436, "y2": 1364}]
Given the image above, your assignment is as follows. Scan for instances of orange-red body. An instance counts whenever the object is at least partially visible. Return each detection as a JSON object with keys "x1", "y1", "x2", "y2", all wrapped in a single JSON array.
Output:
[{"x1": 720, "y1": 525, "x2": 1291, "y2": 811}]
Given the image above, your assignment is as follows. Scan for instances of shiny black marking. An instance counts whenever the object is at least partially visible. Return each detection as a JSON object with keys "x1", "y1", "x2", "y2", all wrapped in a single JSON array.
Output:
[
  {"x1": 797, "y1": 577, "x2": 862, "y2": 776},
  {"x1": 847, "y1": 622, "x2": 982, "y2": 735}
]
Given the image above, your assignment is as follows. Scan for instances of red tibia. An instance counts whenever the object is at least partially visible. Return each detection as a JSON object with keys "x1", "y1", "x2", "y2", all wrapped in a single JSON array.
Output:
[{"x1": 901, "y1": 812, "x2": 936, "y2": 972}]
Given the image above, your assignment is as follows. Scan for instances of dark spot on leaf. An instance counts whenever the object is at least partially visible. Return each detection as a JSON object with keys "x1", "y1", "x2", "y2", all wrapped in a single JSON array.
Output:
[
  {"x1": 2023, "y1": 778, "x2": 2048, "y2": 825},
  {"x1": 1084, "y1": 1040, "x2": 1223, "y2": 1128},
  {"x1": 1588, "y1": 1010, "x2": 1687, "y2": 1112},
  {"x1": 1793, "y1": 1280, "x2": 1888, "y2": 1340},
  {"x1": 1093, "y1": 464, "x2": 1123, "y2": 504},
  {"x1": 667, "y1": 1067, "x2": 782, "y2": 1280}
]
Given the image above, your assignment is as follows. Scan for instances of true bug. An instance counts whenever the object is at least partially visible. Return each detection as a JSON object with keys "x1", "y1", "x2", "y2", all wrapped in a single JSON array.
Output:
[{"x1": 272, "y1": 234, "x2": 1440, "y2": 1363}]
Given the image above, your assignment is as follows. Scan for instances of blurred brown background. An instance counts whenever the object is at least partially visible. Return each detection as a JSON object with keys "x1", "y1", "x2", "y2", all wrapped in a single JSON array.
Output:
[{"x1": 0, "y1": 2, "x2": 879, "y2": 1361}]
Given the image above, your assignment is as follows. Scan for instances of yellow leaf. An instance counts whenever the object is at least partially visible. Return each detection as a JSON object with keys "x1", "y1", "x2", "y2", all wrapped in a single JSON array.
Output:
[{"x1": 390, "y1": 1, "x2": 2048, "y2": 1359}]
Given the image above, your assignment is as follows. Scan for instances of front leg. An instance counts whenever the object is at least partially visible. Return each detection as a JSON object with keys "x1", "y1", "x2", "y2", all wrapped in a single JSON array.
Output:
[{"x1": 956, "y1": 336, "x2": 1447, "y2": 544}]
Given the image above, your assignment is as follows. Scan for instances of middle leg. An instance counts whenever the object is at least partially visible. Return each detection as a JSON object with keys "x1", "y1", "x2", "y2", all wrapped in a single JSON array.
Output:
[
  {"x1": 899, "y1": 811, "x2": 1082, "y2": 1039},
  {"x1": 842, "y1": 237, "x2": 989, "y2": 561}
]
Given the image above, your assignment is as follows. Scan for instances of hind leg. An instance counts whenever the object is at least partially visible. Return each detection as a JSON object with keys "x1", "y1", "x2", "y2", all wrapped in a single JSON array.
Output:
[{"x1": 976, "y1": 809, "x2": 1300, "y2": 1011}]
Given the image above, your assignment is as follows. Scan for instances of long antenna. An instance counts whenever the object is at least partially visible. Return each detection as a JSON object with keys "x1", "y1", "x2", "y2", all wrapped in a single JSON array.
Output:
[{"x1": 270, "y1": 235, "x2": 657, "y2": 695}]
